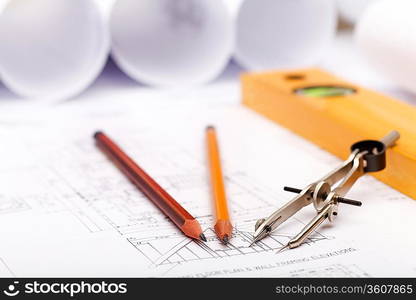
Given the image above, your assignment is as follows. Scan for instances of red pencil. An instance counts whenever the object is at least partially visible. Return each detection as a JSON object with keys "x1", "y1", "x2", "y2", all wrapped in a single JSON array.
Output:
[{"x1": 94, "y1": 131, "x2": 206, "y2": 241}]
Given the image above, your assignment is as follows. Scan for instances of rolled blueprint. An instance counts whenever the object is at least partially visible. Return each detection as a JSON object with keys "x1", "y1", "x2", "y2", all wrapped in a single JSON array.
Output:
[
  {"x1": 225, "y1": 0, "x2": 337, "y2": 71},
  {"x1": 336, "y1": 0, "x2": 379, "y2": 24},
  {"x1": 0, "y1": 0, "x2": 110, "y2": 100},
  {"x1": 109, "y1": 0, "x2": 234, "y2": 86},
  {"x1": 355, "y1": 0, "x2": 416, "y2": 94}
]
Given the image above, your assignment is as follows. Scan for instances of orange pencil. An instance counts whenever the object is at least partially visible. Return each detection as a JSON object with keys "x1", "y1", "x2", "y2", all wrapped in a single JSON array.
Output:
[{"x1": 206, "y1": 126, "x2": 233, "y2": 244}]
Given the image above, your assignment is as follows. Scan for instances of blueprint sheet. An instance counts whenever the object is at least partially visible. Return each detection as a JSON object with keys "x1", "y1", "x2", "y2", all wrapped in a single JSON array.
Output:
[{"x1": 0, "y1": 85, "x2": 416, "y2": 278}]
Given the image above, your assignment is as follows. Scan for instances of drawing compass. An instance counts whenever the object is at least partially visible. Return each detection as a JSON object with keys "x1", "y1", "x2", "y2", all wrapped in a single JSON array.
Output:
[{"x1": 252, "y1": 131, "x2": 400, "y2": 250}]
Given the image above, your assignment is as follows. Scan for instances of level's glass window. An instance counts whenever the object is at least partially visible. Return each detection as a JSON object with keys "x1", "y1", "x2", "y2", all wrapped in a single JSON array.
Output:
[{"x1": 295, "y1": 86, "x2": 357, "y2": 98}]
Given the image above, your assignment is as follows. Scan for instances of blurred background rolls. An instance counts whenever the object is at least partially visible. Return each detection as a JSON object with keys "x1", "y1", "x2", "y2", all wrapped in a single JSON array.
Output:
[
  {"x1": 355, "y1": 0, "x2": 416, "y2": 94},
  {"x1": 109, "y1": 0, "x2": 234, "y2": 87},
  {"x1": 0, "y1": 0, "x2": 110, "y2": 100},
  {"x1": 226, "y1": 0, "x2": 337, "y2": 70},
  {"x1": 1, "y1": 0, "x2": 415, "y2": 100}
]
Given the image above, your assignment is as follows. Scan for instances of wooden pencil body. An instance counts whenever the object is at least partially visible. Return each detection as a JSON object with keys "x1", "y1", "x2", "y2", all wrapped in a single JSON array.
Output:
[{"x1": 95, "y1": 132, "x2": 204, "y2": 240}]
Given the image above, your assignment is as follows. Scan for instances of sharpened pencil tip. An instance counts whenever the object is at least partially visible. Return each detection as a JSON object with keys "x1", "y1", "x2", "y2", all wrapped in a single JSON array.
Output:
[
  {"x1": 199, "y1": 233, "x2": 207, "y2": 242},
  {"x1": 206, "y1": 125, "x2": 215, "y2": 131},
  {"x1": 221, "y1": 235, "x2": 229, "y2": 245},
  {"x1": 94, "y1": 131, "x2": 103, "y2": 139}
]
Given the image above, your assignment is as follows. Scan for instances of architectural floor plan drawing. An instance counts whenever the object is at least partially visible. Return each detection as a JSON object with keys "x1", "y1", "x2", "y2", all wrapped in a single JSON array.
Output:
[
  {"x1": 129, "y1": 227, "x2": 329, "y2": 267},
  {"x1": 0, "y1": 97, "x2": 416, "y2": 277},
  {"x1": 281, "y1": 264, "x2": 370, "y2": 278}
]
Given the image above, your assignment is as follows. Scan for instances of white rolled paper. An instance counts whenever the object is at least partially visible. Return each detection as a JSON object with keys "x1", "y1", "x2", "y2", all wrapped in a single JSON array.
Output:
[
  {"x1": 355, "y1": 0, "x2": 416, "y2": 94},
  {"x1": 336, "y1": 0, "x2": 379, "y2": 24},
  {"x1": 109, "y1": 0, "x2": 234, "y2": 86},
  {"x1": 95, "y1": 0, "x2": 116, "y2": 16},
  {"x1": 226, "y1": 0, "x2": 337, "y2": 71},
  {"x1": 0, "y1": 0, "x2": 110, "y2": 100}
]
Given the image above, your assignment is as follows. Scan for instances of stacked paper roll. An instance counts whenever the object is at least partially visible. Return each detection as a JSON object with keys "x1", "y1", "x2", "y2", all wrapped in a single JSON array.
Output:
[
  {"x1": 0, "y1": 0, "x2": 110, "y2": 100},
  {"x1": 355, "y1": 0, "x2": 416, "y2": 94},
  {"x1": 109, "y1": 0, "x2": 233, "y2": 87},
  {"x1": 227, "y1": 0, "x2": 337, "y2": 70}
]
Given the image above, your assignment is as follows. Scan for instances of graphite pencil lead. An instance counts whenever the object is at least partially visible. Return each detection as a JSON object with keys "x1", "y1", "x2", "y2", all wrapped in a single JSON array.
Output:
[
  {"x1": 199, "y1": 233, "x2": 207, "y2": 242},
  {"x1": 221, "y1": 235, "x2": 229, "y2": 245}
]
